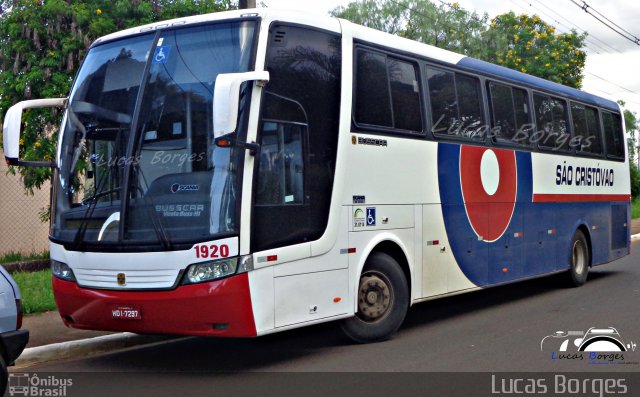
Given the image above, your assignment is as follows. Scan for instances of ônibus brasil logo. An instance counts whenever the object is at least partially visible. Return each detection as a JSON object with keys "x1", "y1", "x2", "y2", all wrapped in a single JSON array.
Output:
[{"x1": 8, "y1": 373, "x2": 73, "y2": 396}]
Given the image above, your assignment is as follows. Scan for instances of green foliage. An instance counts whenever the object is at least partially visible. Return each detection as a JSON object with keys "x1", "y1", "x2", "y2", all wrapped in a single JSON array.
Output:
[
  {"x1": 618, "y1": 100, "x2": 638, "y2": 165},
  {"x1": 0, "y1": 250, "x2": 49, "y2": 264},
  {"x1": 632, "y1": 197, "x2": 640, "y2": 219},
  {"x1": 0, "y1": 0, "x2": 233, "y2": 194},
  {"x1": 331, "y1": 0, "x2": 490, "y2": 57},
  {"x1": 332, "y1": 1, "x2": 587, "y2": 88},
  {"x1": 488, "y1": 12, "x2": 586, "y2": 88},
  {"x1": 631, "y1": 164, "x2": 640, "y2": 201},
  {"x1": 11, "y1": 270, "x2": 56, "y2": 314}
]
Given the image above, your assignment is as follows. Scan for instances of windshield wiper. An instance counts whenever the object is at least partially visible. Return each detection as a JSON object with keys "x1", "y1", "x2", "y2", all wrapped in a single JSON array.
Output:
[
  {"x1": 71, "y1": 173, "x2": 114, "y2": 250},
  {"x1": 81, "y1": 188, "x2": 121, "y2": 206}
]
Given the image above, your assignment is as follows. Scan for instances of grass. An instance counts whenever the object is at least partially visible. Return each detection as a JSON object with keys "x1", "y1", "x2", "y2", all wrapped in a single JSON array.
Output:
[
  {"x1": 633, "y1": 198, "x2": 640, "y2": 219},
  {"x1": 11, "y1": 270, "x2": 56, "y2": 314},
  {"x1": 0, "y1": 251, "x2": 49, "y2": 264}
]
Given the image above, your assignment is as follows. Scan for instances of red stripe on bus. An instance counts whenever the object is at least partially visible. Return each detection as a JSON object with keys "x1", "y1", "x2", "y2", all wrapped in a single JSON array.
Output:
[{"x1": 532, "y1": 194, "x2": 630, "y2": 203}]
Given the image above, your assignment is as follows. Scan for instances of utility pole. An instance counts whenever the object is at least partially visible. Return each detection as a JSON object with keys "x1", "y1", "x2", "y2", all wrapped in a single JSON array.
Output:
[{"x1": 239, "y1": 0, "x2": 256, "y2": 9}]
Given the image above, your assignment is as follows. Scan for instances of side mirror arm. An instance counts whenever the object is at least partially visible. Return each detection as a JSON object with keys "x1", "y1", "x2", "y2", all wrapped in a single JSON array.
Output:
[{"x1": 214, "y1": 135, "x2": 260, "y2": 156}]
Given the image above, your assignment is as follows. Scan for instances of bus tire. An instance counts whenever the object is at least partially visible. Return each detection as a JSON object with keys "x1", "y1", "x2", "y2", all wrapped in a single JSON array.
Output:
[
  {"x1": 568, "y1": 229, "x2": 590, "y2": 287},
  {"x1": 341, "y1": 252, "x2": 409, "y2": 343}
]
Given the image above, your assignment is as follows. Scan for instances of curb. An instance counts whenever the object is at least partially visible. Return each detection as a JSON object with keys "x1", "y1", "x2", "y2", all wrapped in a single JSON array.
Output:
[{"x1": 15, "y1": 333, "x2": 183, "y2": 368}]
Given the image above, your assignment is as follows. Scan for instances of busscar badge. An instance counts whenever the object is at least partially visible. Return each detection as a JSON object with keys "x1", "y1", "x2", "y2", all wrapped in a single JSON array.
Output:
[{"x1": 117, "y1": 273, "x2": 126, "y2": 286}]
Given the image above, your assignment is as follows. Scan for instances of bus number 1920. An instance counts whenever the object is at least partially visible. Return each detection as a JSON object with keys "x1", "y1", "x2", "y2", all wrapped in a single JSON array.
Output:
[{"x1": 194, "y1": 244, "x2": 230, "y2": 259}]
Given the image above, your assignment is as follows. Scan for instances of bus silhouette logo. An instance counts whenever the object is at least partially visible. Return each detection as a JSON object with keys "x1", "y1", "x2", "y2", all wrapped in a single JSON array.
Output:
[
  {"x1": 541, "y1": 327, "x2": 637, "y2": 352},
  {"x1": 9, "y1": 373, "x2": 29, "y2": 396}
]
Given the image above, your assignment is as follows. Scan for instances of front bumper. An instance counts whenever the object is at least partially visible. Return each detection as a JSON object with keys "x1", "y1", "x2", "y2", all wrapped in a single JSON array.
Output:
[
  {"x1": 53, "y1": 273, "x2": 256, "y2": 337},
  {"x1": 0, "y1": 329, "x2": 29, "y2": 364}
]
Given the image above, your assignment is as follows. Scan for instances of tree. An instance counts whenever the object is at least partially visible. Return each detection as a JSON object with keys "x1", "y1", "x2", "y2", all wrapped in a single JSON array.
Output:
[
  {"x1": 618, "y1": 100, "x2": 638, "y2": 165},
  {"x1": 332, "y1": 1, "x2": 587, "y2": 88},
  {"x1": 331, "y1": 0, "x2": 490, "y2": 58},
  {"x1": 0, "y1": 0, "x2": 233, "y2": 194},
  {"x1": 330, "y1": 0, "x2": 409, "y2": 35},
  {"x1": 618, "y1": 100, "x2": 640, "y2": 200},
  {"x1": 487, "y1": 12, "x2": 587, "y2": 88}
]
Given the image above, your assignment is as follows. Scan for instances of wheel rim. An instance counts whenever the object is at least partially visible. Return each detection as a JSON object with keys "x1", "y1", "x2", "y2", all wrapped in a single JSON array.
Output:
[
  {"x1": 572, "y1": 239, "x2": 586, "y2": 275},
  {"x1": 356, "y1": 271, "x2": 393, "y2": 322}
]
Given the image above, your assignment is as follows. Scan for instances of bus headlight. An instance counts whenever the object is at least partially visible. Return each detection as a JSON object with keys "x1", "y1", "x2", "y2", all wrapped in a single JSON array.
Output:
[
  {"x1": 183, "y1": 258, "x2": 238, "y2": 284},
  {"x1": 51, "y1": 260, "x2": 76, "y2": 282}
]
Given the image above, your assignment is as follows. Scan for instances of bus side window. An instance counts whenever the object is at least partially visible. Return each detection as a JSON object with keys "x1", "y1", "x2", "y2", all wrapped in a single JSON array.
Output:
[
  {"x1": 534, "y1": 94, "x2": 571, "y2": 151},
  {"x1": 355, "y1": 51, "x2": 392, "y2": 128},
  {"x1": 572, "y1": 102, "x2": 603, "y2": 155},
  {"x1": 488, "y1": 82, "x2": 531, "y2": 145},
  {"x1": 427, "y1": 66, "x2": 483, "y2": 140},
  {"x1": 603, "y1": 112, "x2": 625, "y2": 159},
  {"x1": 354, "y1": 50, "x2": 422, "y2": 132},
  {"x1": 427, "y1": 67, "x2": 457, "y2": 135}
]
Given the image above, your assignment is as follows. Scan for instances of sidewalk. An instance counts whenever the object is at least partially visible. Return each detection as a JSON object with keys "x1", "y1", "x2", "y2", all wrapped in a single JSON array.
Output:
[
  {"x1": 632, "y1": 217, "x2": 640, "y2": 237},
  {"x1": 16, "y1": 311, "x2": 179, "y2": 368},
  {"x1": 22, "y1": 311, "x2": 114, "y2": 348}
]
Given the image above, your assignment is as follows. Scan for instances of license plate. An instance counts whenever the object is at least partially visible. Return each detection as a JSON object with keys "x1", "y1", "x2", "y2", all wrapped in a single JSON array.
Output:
[{"x1": 111, "y1": 306, "x2": 142, "y2": 320}]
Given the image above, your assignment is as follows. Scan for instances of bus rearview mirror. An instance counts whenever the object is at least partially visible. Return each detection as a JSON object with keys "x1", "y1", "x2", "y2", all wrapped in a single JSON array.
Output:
[
  {"x1": 213, "y1": 71, "x2": 269, "y2": 139},
  {"x1": 2, "y1": 98, "x2": 67, "y2": 167}
]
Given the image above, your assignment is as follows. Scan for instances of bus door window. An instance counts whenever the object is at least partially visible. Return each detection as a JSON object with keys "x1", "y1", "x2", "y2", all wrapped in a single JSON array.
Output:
[{"x1": 256, "y1": 122, "x2": 305, "y2": 206}]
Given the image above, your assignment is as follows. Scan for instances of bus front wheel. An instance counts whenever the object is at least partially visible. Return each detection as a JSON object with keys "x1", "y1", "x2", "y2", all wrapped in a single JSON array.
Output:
[
  {"x1": 341, "y1": 252, "x2": 409, "y2": 343},
  {"x1": 568, "y1": 229, "x2": 590, "y2": 287}
]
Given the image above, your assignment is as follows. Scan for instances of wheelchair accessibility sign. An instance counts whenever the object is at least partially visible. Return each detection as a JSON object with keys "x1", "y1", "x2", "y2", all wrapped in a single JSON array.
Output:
[
  {"x1": 366, "y1": 207, "x2": 376, "y2": 226},
  {"x1": 153, "y1": 45, "x2": 171, "y2": 64}
]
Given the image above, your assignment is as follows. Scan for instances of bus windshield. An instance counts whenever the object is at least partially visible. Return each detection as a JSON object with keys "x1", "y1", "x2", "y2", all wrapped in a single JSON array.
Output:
[{"x1": 52, "y1": 20, "x2": 256, "y2": 248}]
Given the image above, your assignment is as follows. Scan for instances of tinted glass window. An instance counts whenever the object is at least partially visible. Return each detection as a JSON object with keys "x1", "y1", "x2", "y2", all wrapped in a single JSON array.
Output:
[
  {"x1": 603, "y1": 112, "x2": 625, "y2": 159},
  {"x1": 489, "y1": 83, "x2": 531, "y2": 144},
  {"x1": 513, "y1": 88, "x2": 532, "y2": 140},
  {"x1": 534, "y1": 94, "x2": 570, "y2": 151},
  {"x1": 427, "y1": 68, "x2": 457, "y2": 134},
  {"x1": 572, "y1": 102, "x2": 603, "y2": 155},
  {"x1": 427, "y1": 66, "x2": 484, "y2": 140},
  {"x1": 355, "y1": 51, "x2": 391, "y2": 127},
  {"x1": 389, "y1": 59, "x2": 422, "y2": 131},
  {"x1": 355, "y1": 50, "x2": 422, "y2": 132},
  {"x1": 456, "y1": 73, "x2": 484, "y2": 136},
  {"x1": 490, "y1": 83, "x2": 515, "y2": 141},
  {"x1": 256, "y1": 123, "x2": 304, "y2": 205}
]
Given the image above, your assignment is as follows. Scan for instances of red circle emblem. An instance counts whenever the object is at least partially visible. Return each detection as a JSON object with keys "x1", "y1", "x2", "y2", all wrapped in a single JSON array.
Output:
[{"x1": 460, "y1": 146, "x2": 517, "y2": 242}]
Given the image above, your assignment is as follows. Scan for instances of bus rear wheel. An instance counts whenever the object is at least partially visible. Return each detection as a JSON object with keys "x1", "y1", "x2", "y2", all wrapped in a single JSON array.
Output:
[
  {"x1": 568, "y1": 229, "x2": 590, "y2": 287},
  {"x1": 341, "y1": 252, "x2": 409, "y2": 343}
]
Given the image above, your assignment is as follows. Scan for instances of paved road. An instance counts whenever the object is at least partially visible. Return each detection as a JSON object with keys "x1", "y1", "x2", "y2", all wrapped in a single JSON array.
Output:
[{"x1": 15, "y1": 242, "x2": 640, "y2": 396}]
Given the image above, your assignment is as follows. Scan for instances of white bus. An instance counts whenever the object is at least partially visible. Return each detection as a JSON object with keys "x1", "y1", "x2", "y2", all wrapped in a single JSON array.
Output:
[{"x1": 2, "y1": 9, "x2": 631, "y2": 343}]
